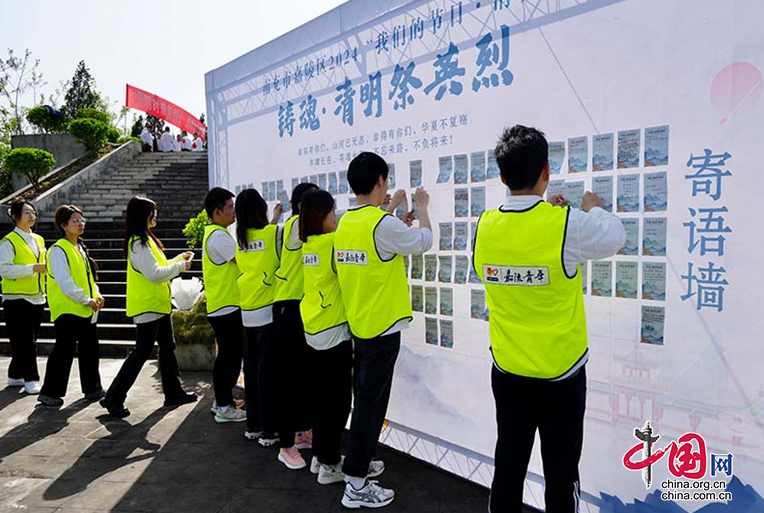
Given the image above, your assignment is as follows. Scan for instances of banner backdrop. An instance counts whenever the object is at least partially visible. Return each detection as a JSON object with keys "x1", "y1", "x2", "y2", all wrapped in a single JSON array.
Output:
[
  {"x1": 206, "y1": 1, "x2": 764, "y2": 510},
  {"x1": 125, "y1": 84, "x2": 206, "y2": 139}
]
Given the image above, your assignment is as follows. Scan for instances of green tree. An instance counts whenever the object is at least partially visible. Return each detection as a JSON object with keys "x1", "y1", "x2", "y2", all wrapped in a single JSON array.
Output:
[
  {"x1": 62, "y1": 61, "x2": 101, "y2": 119},
  {"x1": 5, "y1": 148, "x2": 55, "y2": 191},
  {"x1": 130, "y1": 114, "x2": 144, "y2": 138},
  {"x1": 199, "y1": 113, "x2": 205, "y2": 125},
  {"x1": 146, "y1": 114, "x2": 164, "y2": 135},
  {"x1": 0, "y1": 49, "x2": 45, "y2": 135}
]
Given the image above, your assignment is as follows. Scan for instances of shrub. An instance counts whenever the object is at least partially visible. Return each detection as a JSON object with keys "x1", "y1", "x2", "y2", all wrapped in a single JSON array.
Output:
[
  {"x1": 0, "y1": 144, "x2": 12, "y2": 198},
  {"x1": 172, "y1": 297, "x2": 215, "y2": 347},
  {"x1": 183, "y1": 210, "x2": 209, "y2": 248},
  {"x1": 117, "y1": 136, "x2": 141, "y2": 144},
  {"x1": 26, "y1": 106, "x2": 68, "y2": 133},
  {"x1": 75, "y1": 108, "x2": 110, "y2": 124},
  {"x1": 68, "y1": 118, "x2": 110, "y2": 151},
  {"x1": 106, "y1": 126, "x2": 120, "y2": 143},
  {"x1": 4, "y1": 148, "x2": 56, "y2": 190}
]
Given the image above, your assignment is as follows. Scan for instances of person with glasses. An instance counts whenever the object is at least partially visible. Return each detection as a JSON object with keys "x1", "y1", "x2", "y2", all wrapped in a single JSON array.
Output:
[
  {"x1": 38, "y1": 205, "x2": 105, "y2": 407},
  {"x1": 0, "y1": 200, "x2": 47, "y2": 395},
  {"x1": 100, "y1": 196, "x2": 198, "y2": 418}
]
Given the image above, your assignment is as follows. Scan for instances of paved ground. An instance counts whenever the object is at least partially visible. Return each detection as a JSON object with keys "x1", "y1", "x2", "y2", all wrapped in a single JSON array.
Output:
[{"x1": 0, "y1": 356, "x2": 491, "y2": 513}]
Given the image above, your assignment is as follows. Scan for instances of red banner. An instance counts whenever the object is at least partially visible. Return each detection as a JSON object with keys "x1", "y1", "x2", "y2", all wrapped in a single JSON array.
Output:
[{"x1": 125, "y1": 84, "x2": 206, "y2": 140}]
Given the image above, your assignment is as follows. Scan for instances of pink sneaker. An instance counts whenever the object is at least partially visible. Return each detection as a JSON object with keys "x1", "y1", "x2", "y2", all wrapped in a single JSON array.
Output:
[
  {"x1": 294, "y1": 429, "x2": 313, "y2": 449},
  {"x1": 278, "y1": 447, "x2": 307, "y2": 470}
]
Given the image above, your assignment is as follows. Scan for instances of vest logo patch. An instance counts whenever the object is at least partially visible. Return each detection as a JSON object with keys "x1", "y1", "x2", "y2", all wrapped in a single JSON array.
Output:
[
  {"x1": 244, "y1": 240, "x2": 265, "y2": 251},
  {"x1": 336, "y1": 250, "x2": 368, "y2": 265},
  {"x1": 303, "y1": 253, "x2": 319, "y2": 266},
  {"x1": 484, "y1": 265, "x2": 550, "y2": 286}
]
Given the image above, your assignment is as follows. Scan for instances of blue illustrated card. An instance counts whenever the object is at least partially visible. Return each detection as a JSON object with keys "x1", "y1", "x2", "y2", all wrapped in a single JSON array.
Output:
[
  {"x1": 592, "y1": 176, "x2": 614, "y2": 212},
  {"x1": 549, "y1": 141, "x2": 565, "y2": 175},
  {"x1": 617, "y1": 129, "x2": 640, "y2": 169},
  {"x1": 617, "y1": 174, "x2": 640, "y2": 212},
  {"x1": 592, "y1": 133, "x2": 614, "y2": 171},
  {"x1": 568, "y1": 136, "x2": 588, "y2": 173},
  {"x1": 643, "y1": 171, "x2": 667, "y2": 212},
  {"x1": 644, "y1": 125, "x2": 669, "y2": 167},
  {"x1": 642, "y1": 217, "x2": 667, "y2": 256},
  {"x1": 641, "y1": 306, "x2": 665, "y2": 345},
  {"x1": 642, "y1": 262, "x2": 666, "y2": 301}
]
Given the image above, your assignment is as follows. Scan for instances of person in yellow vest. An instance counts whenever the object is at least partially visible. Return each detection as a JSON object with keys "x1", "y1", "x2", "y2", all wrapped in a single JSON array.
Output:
[
  {"x1": 335, "y1": 152, "x2": 432, "y2": 509},
  {"x1": 270, "y1": 182, "x2": 318, "y2": 454},
  {"x1": 233, "y1": 188, "x2": 283, "y2": 446},
  {"x1": 38, "y1": 205, "x2": 105, "y2": 407},
  {"x1": 474, "y1": 125, "x2": 626, "y2": 512},
  {"x1": 202, "y1": 187, "x2": 246, "y2": 423},
  {"x1": 100, "y1": 196, "x2": 198, "y2": 418},
  {"x1": 299, "y1": 189, "x2": 386, "y2": 484},
  {"x1": 0, "y1": 200, "x2": 47, "y2": 395}
]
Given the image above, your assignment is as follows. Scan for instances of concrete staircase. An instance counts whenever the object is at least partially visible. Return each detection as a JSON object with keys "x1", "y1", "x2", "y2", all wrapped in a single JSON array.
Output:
[
  {"x1": 0, "y1": 152, "x2": 209, "y2": 358},
  {"x1": 40, "y1": 151, "x2": 209, "y2": 222}
]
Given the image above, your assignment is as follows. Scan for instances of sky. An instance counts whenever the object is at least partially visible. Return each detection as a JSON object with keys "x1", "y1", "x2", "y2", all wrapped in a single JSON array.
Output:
[{"x1": 0, "y1": 0, "x2": 347, "y2": 129}]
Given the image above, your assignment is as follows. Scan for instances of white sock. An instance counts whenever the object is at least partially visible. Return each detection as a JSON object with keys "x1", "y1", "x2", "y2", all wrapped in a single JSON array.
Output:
[
  {"x1": 219, "y1": 405, "x2": 229, "y2": 413},
  {"x1": 346, "y1": 476, "x2": 366, "y2": 490}
]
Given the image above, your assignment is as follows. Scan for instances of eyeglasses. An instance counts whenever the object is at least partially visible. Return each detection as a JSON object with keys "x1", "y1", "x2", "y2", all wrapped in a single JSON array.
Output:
[{"x1": 70, "y1": 218, "x2": 87, "y2": 225}]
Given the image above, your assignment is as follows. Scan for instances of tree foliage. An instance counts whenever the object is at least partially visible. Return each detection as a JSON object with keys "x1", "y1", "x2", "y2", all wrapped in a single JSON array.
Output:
[
  {"x1": 62, "y1": 61, "x2": 101, "y2": 119},
  {"x1": 68, "y1": 118, "x2": 110, "y2": 151},
  {"x1": 0, "y1": 49, "x2": 45, "y2": 135},
  {"x1": 4, "y1": 147, "x2": 55, "y2": 190}
]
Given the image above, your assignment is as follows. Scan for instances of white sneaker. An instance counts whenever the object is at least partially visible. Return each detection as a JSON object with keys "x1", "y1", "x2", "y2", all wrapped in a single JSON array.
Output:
[
  {"x1": 23, "y1": 381, "x2": 41, "y2": 395},
  {"x1": 318, "y1": 462, "x2": 345, "y2": 485},
  {"x1": 7, "y1": 378, "x2": 24, "y2": 387},
  {"x1": 214, "y1": 407, "x2": 246, "y2": 423},
  {"x1": 210, "y1": 399, "x2": 219, "y2": 415},
  {"x1": 341, "y1": 480, "x2": 395, "y2": 509},
  {"x1": 310, "y1": 456, "x2": 320, "y2": 475},
  {"x1": 367, "y1": 460, "x2": 385, "y2": 478},
  {"x1": 244, "y1": 430, "x2": 263, "y2": 440}
]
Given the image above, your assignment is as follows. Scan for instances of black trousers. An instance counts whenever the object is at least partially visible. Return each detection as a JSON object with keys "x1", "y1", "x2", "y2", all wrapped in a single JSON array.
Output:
[
  {"x1": 208, "y1": 309, "x2": 244, "y2": 407},
  {"x1": 40, "y1": 314, "x2": 102, "y2": 399},
  {"x1": 312, "y1": 339, "x2": 352, "y2": 466},
  {"x1": 490, "y1": 365, "x2": 586, "y2": 513},
  {"x1": 105, "y1": 315, "x2": 185, "y2": 406},
  {"x1": 273, "y1": 300, "x2": 315, "y2": 448},
  {"x1": 243, "y1": 323, "x2": 278, "y2": 432},
  {"x1": 5, "y1": 299, "x2": 43, "y2": 382},
  {"x1": 141, "y1": 143, "x2": 152, "y2": 152},
  {"x1": 342, "y1": 332, "x2": 400, "y2": 478}
]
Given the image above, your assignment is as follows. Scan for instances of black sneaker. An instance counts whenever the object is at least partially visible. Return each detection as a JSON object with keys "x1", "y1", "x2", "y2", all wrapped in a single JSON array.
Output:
[
  {"x1": 37, "y1": 394, "x2": 63, "y2": 407},
  {"x1": 84, "y1": 389, "x2": 106, "y2": 401},
  {"x1": 258, "y1": 431, "x2": 279, "y2": 447},
  {"x1": 164, "y1": 392, "x2": 198, "y2": 407},
  {"x1": 99, "y1": 399, "x2": 130, "y2": 418}
]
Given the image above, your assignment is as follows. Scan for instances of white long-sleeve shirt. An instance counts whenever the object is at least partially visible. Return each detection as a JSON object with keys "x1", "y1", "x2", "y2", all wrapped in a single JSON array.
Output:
[
  {"x1": 181, "y1": 137, "x2": 193, "y2": 151},
  {"x1": 48, "y1": 244, "x2": 101, "y2": 306},
  {"x1": 347, "y1": 205, "x2": 434, "y2": 337},
  {"x1": 0, "y1": 228, "x2": 46, "y2": 304},
  {"x1": 161, "y1": 133, "x2": 174, "y2": 152},
  {"x1": 130, "y1": 239, "x2": 187, "y2": 324},
  {"x1": 172, "y1": 140, "x2": 182, "y2": 152},
  {"x1": 192, "y1": 137, "x2": 204, "y2": 152},
  {"x1": 500, "y1": 195, "x2": 626, "y2": 276},
  {"x1": 140, "y1": 128, "x2": 153, "y2": 146}
]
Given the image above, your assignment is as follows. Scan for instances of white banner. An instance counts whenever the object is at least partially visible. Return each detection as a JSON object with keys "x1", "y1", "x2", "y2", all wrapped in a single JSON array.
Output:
[{"x1": 206, "y1": 0, "x2": 764, "y2": 509}]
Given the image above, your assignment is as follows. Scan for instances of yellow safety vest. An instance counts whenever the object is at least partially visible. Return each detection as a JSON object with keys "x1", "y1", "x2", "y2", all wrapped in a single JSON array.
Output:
[
  {"x1": 1, "y1": 230, "x2": 46, "y2": 296},
  {"x1": 300, "y1": 233, "x2": 348, "y2": 335},
  {"x1": 274, "y1": 215, "x2": 304, "y2": 302},
  {"x1": 46, "y1": 238, "x2": 97, "y2": 321},
  {"x1": 236, "y1": 225, "x2": 280, "y2": 313},
  {"x1": 473, "y1": 201, "x2": 588, "y2": 379},
  {"x1": 126, "y1": 236, "x2": 173, "y2": 318},
  {"x1": 202, "y1": 224, "x2": 241, "y2": 314},
  {"x1": 334, "y1": 206, "x2": 412, "y2": 339}
]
